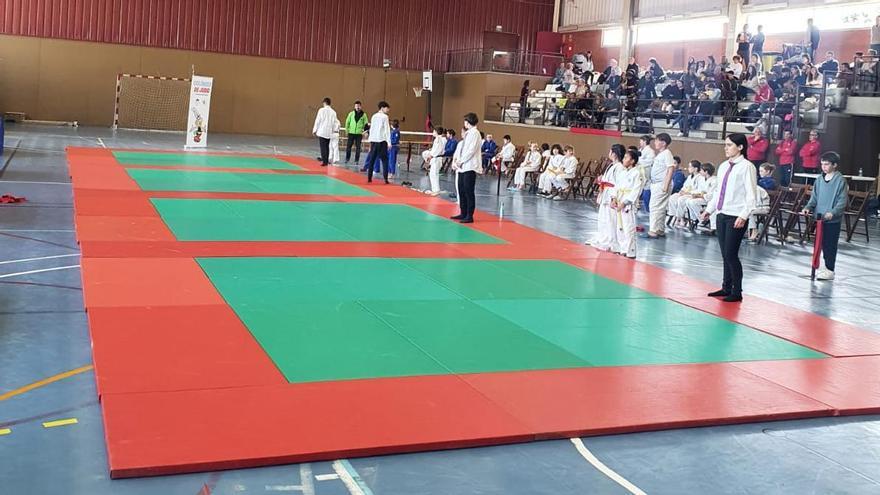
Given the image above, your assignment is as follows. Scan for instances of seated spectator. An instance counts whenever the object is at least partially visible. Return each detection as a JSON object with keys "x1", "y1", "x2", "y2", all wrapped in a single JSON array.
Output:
[
  {"x1": 510, "y1": 142, "x2": 542, "y2": 192},
  {"x1": 557, "y1": 62, "x2": 576, "y2": 92},
  {"x1": 675, "y1": 91, "x2": 714, "y2": 137},
  {"x1": 706, "y1": 55, "x2": 718, "y2": 75},
  {"x1": 481, "y1": 134, "x2": 498, "y2": 172},
  {"x1": 731, "y1": 55, "x2": 745, "y2": 79},
  {"x1": 551, "y1": 62, "x2": 566, "y2": 84},
  {"x1": 602, "y1": 59, "x2": 623, "y2": 89},
  {"x1": 442, "y1": 129, "x2": 458, "y2": 157},
  {"x1": 746, "y1": 53, "x2": 763, "y2": 81},
  {"x1": 671, "y1": 156, "x2": 686, "y2": 193},
  {"x1": 686, "y1": 162, "x2": 718, "y2": 232},
  {"x1": 805, "y1": 64, "x2": 823, "y2": 87},
  {"x1": 758, "y1": 163, "x2": 778, "y2": 191},
  {"x1": 495, "y1": 134, "x2": 516, "y2": 173},
  {"x1": 648, "y1": 57, "x2": 666, "y2": 81},
  {"x1": 755, "y1": 76, "x2": 776, "y2": 103},
  {"x1": 662, "y1": 78, "x2": 685, "y2": 101},
  {"x1": 687, "y1": 57, "x2": 698, "y2": 73},
  {"x1": 818, "y1": 51, "x2": 839, "y2": 77},
  {"x1": 626, "y1": 56, "x2": 640, "y2": 78},
  {"x1": 670, "y1": 160, "x2": 704, "y2": 228}
]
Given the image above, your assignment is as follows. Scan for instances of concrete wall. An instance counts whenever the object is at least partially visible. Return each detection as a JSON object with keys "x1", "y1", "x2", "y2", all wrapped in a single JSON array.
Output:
[{"x1": 0, "y1": 34, "x2": 443, "y2": 137}]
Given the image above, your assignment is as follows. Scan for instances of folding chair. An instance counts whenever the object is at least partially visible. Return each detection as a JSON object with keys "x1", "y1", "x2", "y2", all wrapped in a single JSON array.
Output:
[{"x1": 844, "y1": 190, "x2": 870, "y2": 243}]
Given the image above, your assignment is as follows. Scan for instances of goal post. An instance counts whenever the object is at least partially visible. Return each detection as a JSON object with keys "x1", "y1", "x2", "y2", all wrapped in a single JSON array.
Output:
[{"x1": 113, "y1": 74, "x2": 190, "y2": 131}]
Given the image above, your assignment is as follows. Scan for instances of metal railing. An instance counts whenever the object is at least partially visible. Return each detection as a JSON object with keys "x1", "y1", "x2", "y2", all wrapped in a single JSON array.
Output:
[
  {"x1": 486, "y1": 94, "x2": 798, "y2": 141},
  {"x1": 850, "y1": 55, "x2": 880, "y2": 97},
  {"x1": 446, "y1": 49, "x2": 563, "y2": 76}
]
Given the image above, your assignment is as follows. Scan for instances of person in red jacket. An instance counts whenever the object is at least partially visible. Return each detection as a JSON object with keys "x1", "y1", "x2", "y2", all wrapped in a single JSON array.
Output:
[
  {"x1": 747, "y1": 128, "x2": 769, "y2": 168},
  {"x1": 774, "y1": 129, "x2": 797, "y2": 186},
  {"x1": 798, "y1": 129, "x2": 822, "y2": 173},
  {"x1": 754, "y1": 77, "x2": 775, "y2": 103}
]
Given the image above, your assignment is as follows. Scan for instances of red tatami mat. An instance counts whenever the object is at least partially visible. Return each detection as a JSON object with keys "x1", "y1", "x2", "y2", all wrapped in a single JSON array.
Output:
[
  {"x1": 735, "y1": 357, "x2": 880, "y2": 415},
  {"x1": 460, "y1": 364, "x2": 834, "y2": 439},
  {"x1": 101, "y1": 375, "x2": 533, "y2": 478},
  {"x1": 80, "y1": 258, "x2": 226, "y2": 308},
  {"x1": 87, "y1": 305, "x2": 285, "y2": 396}
]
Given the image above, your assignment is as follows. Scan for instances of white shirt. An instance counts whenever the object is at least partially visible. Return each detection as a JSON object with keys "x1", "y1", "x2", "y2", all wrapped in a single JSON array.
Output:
[
  {"x1": 367, "y1": 111, "x2": 391, "y2": 145},
  {"x1": 520, "y1": 150, "x2": 542, "y2": 170},
  {"x1": 638, "y1": 145, "x2": 655, "y2": 170},
  {"x1": 560, "y1": 155, "x2": 578, "y2": 176},
  {"x1": 312, "y1": 105, "x2": 337, "y2": 139},
  {"x1": 732, "y1": 62, "x2": 744, "y2": 78},
  {"x1": 500, "y1": 142, "x2": 516, "y2": 161},
  {"x1": 456, "y1": 127, "x2": 482, "y2": 173},
  {"x1": 546, "y1": 154, "x2": 565, "y2": 172},
  {"x1": 650, "y1": 149, "x2": 674, "y2": 185},
  {"x1": 757, "y1": 186, "x2": 770, "y2": 209},
  {"x1": 705, "y1": 155, "x2": 758, "y2": 219},
  {"x1": 680, "y1": 175, "x2": 696, "y2": 193},
  {"x1": 429, "y1": 135, "x2": 446, "y2": 157}
]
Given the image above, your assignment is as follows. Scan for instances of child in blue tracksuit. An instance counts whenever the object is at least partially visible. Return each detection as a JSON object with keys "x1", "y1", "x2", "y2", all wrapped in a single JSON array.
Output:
[
  {"x1": 443, "y1": 129, "x2": 458, "y2": 157},
  {"x1": 802, "y1": 151, "x2": 849, "y2": 281},
  {"x1": 385, "y1": 120, "x2": 400, "y2": 176},
  {"x1": 481, "y1": 134, "x2": 498, "y2": 172}
]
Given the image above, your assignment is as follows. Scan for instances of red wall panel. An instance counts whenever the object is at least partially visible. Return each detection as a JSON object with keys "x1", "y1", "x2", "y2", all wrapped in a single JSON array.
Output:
[{"x1": 0, "y1": 0, "x2": 554, "y2": 70}]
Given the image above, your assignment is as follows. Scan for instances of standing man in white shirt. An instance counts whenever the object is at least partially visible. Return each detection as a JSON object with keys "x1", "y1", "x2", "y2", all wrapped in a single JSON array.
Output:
[
  {"x1": 365, "y1": 101, "x2": 391, "y2": 184},
  {"x1": 450, "y1": 113, "x2": 481, "y2": 224},
  {"x1": 312, "y1": 97, "x2": 336, "y2": 167},
  {"x1": 647, "y1": 133, "x2": 675, "y2": 238},
  {"x1": 701, "y1": 133, "x2": 757, "y2": 303}
]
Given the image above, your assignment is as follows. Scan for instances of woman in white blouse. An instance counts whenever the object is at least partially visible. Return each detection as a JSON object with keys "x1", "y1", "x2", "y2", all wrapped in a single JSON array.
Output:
[{"x1": 701, "y1": 133, "x2": 757, "y2": 302}]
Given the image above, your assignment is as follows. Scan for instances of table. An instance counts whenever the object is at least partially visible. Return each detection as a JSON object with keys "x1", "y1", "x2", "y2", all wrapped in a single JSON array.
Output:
[{"x1": 793, "y1": 173, "x2": 876, "y2": 192}]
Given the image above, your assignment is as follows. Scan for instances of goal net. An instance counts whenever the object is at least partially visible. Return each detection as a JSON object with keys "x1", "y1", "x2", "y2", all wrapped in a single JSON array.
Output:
[{"x1": 114, "y1": 74, "x2": 190, "y2": 131}]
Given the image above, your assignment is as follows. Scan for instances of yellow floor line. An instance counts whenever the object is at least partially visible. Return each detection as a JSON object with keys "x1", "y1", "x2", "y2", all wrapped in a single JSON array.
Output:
[
  {"x1": 42, "y1": 418, "x2": 78, "y2": 428},
  {"x1": 0, "y1": 428, "x2": 11, "y2": 435},
  {"x1": 0, "y1": 365, "x2": 94, "y2": 402}
]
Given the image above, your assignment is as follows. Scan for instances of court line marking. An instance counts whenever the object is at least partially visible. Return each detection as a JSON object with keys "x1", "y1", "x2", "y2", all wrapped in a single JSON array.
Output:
[
  {"x1": 570, "y1": 438, "x2": 647, "y2": 495},
  {"x1": 0, "y1": 229, "x2": 76, "y2": 233},
  {"x1": 0, "y1": 365, "x2": 94, "y2": 401},
  {"x1": 42, "y1": 418, "x2": 78, "y2": 428},
  {"x1": 97, "y1": 137, "x2": 107, "y2": 148},
  {"x1": 315, "y1": 474, "x2": 340, "y2": 481},
  {"x1": 0, "y1": 264, "x2": 80, "y2": 279},
  {"x1": 0, "y1": 428, "x2": 11, "y2": 435},
  {"x1": 0, "y1": 180, "x2": 71, "y2": 185},
  {"x1": 332, "y1": 460, "x2": 374, "y2": 495},
  {"x1": 0, "y1": 253, "x2": 80, "y2": 265}
]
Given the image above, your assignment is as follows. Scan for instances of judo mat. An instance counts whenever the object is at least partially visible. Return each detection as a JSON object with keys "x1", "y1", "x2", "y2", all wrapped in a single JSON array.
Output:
[{"x1": 68, "y1": 147, "x2": 880, "y2": 478}]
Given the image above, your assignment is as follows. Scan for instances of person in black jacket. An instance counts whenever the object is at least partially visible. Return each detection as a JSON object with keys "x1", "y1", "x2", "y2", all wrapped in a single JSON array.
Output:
[{"x1": 807, "y1": 18, "x2": 821, "y2": 62}]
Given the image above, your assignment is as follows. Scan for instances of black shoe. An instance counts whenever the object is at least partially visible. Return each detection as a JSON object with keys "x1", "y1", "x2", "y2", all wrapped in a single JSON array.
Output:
[
  {"x1": 385, "y1": 180, "x2": 390, "y2": 184},
  {"x1": 367, "y1": 179, "x2": 372, "y2": 183},
  {"x1": 321, "y1": 163, "x2": 328, "y2": 167},
  {"x1": 459, "y1": 218, "x2": 474, "y2": 224},
  {"x1": 450, "y1": 215, "x2": 465, "y2": 220},
  {"x1": 723, "y1": 294, "x2": 743, "y2": 303},
  {"x1": 708, "y1": 289, "x2": 730, "y2": 297}
]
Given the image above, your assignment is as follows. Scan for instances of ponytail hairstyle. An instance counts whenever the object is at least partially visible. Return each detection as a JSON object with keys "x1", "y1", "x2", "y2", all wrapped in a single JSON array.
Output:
[{"x1": 610, "y1": 144, "x2": 626, "y2": 162}]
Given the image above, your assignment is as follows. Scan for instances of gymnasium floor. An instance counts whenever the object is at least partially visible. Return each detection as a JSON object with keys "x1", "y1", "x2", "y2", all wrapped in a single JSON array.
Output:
[{"x1": 2, "y1": 123, "x2": 880, "y2": 494}]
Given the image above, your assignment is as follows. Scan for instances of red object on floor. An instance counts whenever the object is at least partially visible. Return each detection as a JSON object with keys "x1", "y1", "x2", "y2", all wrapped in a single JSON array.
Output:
[
  {"x1": 65, "y1": 146, "x2": 880, "y2": 478},
  {"x1": 812, "y1": 219, "x2": 824, "y2": 273},
  {"x1": 0, "y1": 194, "x2": 26, "y2": 203}
]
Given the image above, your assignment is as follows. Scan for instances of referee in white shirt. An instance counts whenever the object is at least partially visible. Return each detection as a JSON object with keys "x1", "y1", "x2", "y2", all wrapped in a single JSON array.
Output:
[
  {"x1": 702, "y1": 133, "x2": 758, "y2": 303},
  {"x1": 451, "y1": 113, "x2": 481, "y2": 223},
  {"x1": 312, "y1": 98, "x2": 337, "y2": 167},
  {"x1": 365, "y1": 101, "x2": 391, "y2": 183}
]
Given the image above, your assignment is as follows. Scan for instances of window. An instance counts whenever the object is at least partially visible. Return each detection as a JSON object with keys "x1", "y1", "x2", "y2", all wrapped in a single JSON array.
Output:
[
  {"x1": 634, "y1": 17, "x2": 727, "y2": 45},
  {"x1": 602, "y1": 27, "x2": 624, "y2": 47},
  {"x1": 746, "y1": 3, "x2": 880, "y2": 35}
]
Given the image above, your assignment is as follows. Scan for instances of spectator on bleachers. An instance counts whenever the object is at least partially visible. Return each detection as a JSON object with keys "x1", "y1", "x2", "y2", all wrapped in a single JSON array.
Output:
[
  {"x1": 602, "y1": 59, "x2": 623, "y2": 89},
  {"x1": 573, "y1": 78, "x2": 589, "y2": 98},
  {"x1": 753, "y1": 25, "x2": 766, "y2": 59},
  {"x1": 518, "y1": 80, "x2": 530, "y2": 123},
  {"x1": 510, "y1": 142, "x2": 542, "y2": 192},
  {"x1": 774, "y1": 129, "x2": 797, "y2": 186},
  {"x1": 747, "y1": 128, "x2": 769, "y2": 167},
  {"x1": 872, "y1": 16, "x2": 880, "y2": 53},
  {"x1": 648, "y1": 58, "x2": 666, "y2": 82},
  {"x1": 706, "y1": 55, "x2": 718, "y2": 76},
  {"x1": 481, "y1": 134, "x2": 498, "y2": 172},
  {"x1": 681, "y1": 67, "x2": 699, "y2": 96},
  {"x1": 626, "y1": 56, "x2": 640, "y2": 78},
  {"x1": 662, "y1": 78, "x2": 685, "y2": 101},
  {"x1": 798, "y1": 129, "x2": 821, "y2": 172},
  {"x1": 754, "y1": 76, "x2": 775, "y2": 103},
  {"x1": 687, "y1": 57, "x2": 698, "y2": 73},
  {"x1": 747, "y1": 53, "x2": 763, "y2": 80},
  {"x1": 818, "y1": 51, "x2": 839, "y2": 77},
  {"x1": 557, "y1": 62, "x2": 576, "y2": 92},
  {"x1": 669, "y1": 160, "x2": 703, "y2": 228},
  {"x1": 551, "y1": 62, "x2": 566, "y2": 84},
  {"x1": 675, "y1": 91, "x2": 714, "y2": 137},
  {"x1": 720, "y1": 55, "x2": 731, "y2": 71},
  {"x1": 731, "y1": 55, "x2": 745, "y2": 79},
  {"x1": 805, "y1": 65, "x2": 823, "y2": 87},
  {"x1": 737, "y1": 25, "x2": 752, "y2": 63},
  {"x1": 583, "y1": 52, "x2": 596, "y2": 85},
  {"x1": 807, "y1": 18, "x2": 821, "y2": 62}
]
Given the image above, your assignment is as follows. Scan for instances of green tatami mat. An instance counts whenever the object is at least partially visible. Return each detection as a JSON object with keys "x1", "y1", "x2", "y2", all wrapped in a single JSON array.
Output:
[
  {"x1": 152, "y1": 199, "x2": 503, "y2": 243},
  {"x1": 198, "y1": 257, "x2": 826, "y2": 383},
  {"x1": 127, "y1": 168, "x2": 373, "y2": 196},
  {"x1": 113, "y1": 151, "x2": 302, "y2": 170}
]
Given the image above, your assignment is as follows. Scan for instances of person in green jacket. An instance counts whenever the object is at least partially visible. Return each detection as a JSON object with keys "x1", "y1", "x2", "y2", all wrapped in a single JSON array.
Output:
[
  {"x1": 344, "y1": 101, "x2": 368, "y2": 165},
  {"x1": 802, "y1": 151, "x2": 849, "y2": 281}
]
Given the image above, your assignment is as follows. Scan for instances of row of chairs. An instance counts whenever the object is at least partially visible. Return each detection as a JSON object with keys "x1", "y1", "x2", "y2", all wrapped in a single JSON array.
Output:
[{"x1": 494, "y1": 145, "x2": 612, "y2": 201}]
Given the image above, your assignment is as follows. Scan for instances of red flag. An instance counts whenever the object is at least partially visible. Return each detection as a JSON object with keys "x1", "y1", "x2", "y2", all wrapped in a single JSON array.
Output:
[{"x1": 811, "y1": 220, "x2": 823, "y2": 280}]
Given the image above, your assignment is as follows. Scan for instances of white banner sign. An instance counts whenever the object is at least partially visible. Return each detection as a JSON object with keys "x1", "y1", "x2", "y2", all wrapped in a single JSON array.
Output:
[{"x1": 185, "y1": 75, "x2": 213, "y2": 148}]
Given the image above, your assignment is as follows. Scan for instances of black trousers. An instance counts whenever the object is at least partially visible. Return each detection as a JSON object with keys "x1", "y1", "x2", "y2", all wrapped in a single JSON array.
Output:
[
  {"x1": 821, "y1": 220, "x2": 841, "y2": 272},
  {"x1": 346, "y1": 134, "x2": 363, "y2": 163},
  {"x1": 716, "y1": 213, "x2": 748, "y2": 296},
  {"x1": 317, "y1": 137, "x2": 330, "y2": 166},
  {"x1": 457, "y1": 171, "x2": 477, "y2": 220},
  {"x1": 366, "y1": 141, "x2": 389, "y2": 182}
]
